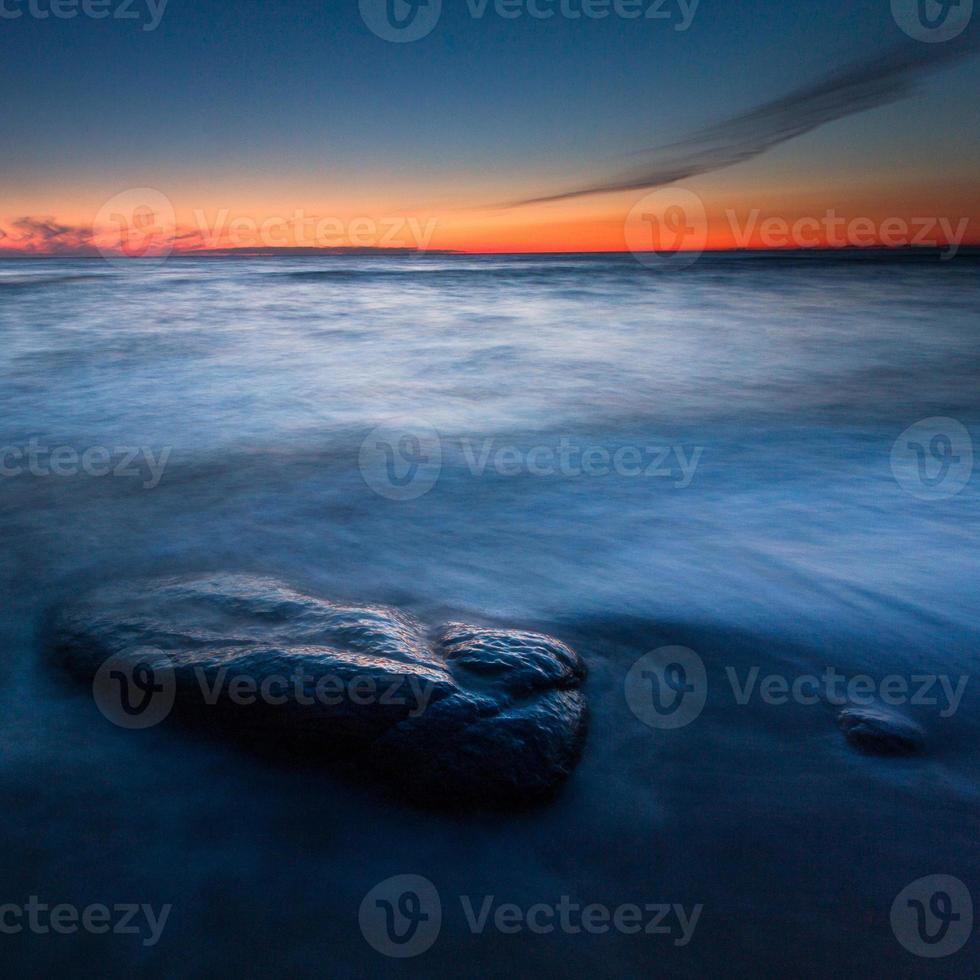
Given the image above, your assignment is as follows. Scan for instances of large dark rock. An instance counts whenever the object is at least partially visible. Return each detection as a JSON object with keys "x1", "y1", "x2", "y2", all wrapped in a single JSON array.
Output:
[
  {"x1": 48, "y1": 574, "x2": 588, "y2": 805},
  {"x1": 837, "y1": 705, "x2": 925, "y2": 756}
]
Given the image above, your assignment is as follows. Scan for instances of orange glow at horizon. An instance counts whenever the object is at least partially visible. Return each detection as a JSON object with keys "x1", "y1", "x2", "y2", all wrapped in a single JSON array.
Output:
[{"x1": 1, "y1": 184, "x2": 977, "y2": 255}]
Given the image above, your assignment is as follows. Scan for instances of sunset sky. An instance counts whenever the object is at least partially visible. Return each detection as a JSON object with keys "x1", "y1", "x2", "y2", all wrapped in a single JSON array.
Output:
[{"x1": 2, "y1": 0, "x2": 978, "y2": 253}]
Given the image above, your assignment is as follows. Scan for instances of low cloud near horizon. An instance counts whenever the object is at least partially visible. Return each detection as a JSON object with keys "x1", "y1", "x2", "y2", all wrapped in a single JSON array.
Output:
[
  {"x1": 0, "y1": 216, "x2": 206, "y2": 257},
  {"x1": 0, "y1": 216, "x2": 99, "y2": 255}
]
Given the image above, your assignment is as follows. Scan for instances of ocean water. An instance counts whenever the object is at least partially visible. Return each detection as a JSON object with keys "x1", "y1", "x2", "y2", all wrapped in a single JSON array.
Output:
[{"x1": 0, "y1": 252, "x2": 977, "y2": 977}]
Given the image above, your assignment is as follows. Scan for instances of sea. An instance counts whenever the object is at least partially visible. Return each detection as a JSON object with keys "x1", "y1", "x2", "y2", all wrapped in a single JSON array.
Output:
[{"x1": 0, "y1": 250, "x2": 977, "y2": 977}]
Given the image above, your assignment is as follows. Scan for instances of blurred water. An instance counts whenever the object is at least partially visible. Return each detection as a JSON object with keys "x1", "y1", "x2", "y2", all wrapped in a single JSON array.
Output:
[
  {"x1": 2, "y1": 252, "x2": 978, "y2": 632},
  {"x1": 0, "y1": 252, "x2": 977, "y2": 978}
]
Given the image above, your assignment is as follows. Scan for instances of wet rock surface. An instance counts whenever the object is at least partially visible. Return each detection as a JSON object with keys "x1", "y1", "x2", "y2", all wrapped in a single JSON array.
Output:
[
  {"x1": 48, "y1": 574, "x2": 588, "y2": 805},
  {"x1": 837, "y1": 705, "x2": 925, "y2": 756}
]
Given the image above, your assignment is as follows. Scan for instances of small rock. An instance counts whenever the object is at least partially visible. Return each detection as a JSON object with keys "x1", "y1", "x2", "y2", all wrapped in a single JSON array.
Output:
[{"x1": 837, "y1": 705, "x2": 925, "y2": 756}]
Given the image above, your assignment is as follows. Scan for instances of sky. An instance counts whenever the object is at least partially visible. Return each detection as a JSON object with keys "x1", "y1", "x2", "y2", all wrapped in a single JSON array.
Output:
[{"x1": 1, "y1": 0, "x2": 978, "y2": 253}]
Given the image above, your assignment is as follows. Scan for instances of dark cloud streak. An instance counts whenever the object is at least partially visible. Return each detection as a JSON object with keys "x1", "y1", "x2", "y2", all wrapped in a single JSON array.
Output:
[{"x1": 508, "y1": 37, "x2": 978, "y2": 207}]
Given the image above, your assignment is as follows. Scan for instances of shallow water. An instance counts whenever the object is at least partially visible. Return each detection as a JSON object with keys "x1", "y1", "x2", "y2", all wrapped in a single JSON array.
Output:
[{"x1": 1, "y1": 252, "x2": 977, "y2": 977}]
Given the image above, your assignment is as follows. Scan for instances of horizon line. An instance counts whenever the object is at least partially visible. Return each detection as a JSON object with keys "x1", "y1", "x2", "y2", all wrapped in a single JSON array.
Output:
[{"x1": 1, "y1": 243, "x2": 979, "y2": 260}]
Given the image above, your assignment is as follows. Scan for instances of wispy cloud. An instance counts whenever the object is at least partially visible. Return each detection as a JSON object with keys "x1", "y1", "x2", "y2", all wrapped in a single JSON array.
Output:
[
  {"x1": 0, "y1": 216, "x2": 206, "y2": 256},
  {"x1": 507, "y1": 37, "x2": 978, "y2": 207},
  {"x1": 0, "y1": 216, "x2": 97, "y2": 255}
]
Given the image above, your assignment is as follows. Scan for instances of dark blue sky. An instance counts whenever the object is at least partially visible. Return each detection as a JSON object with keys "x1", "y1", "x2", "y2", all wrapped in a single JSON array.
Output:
[{"x1": 2, "y1": 0, "x2": 978, "y2": 249}]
